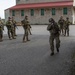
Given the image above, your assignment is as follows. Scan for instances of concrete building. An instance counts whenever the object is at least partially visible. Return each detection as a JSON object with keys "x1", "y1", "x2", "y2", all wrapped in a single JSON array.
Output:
[{"x1": 5, "y1": 0, "x2": 75, "y2": 24}]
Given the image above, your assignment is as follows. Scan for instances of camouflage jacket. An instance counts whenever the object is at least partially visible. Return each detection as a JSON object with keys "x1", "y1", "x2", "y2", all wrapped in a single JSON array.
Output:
[
  {"x1": 58, "y1": 19, "x2": 65, "y2": 27},
  {"x1": 64, "y1": 20, "x2": 71, "y2": 29},
  {"x1": 47, "y1": 22, "x2": 60, "y2": 35},
  {"x1": 6, "y1": 20, "x2": 13, "y2": 29},
  {"x1": 0, "y1": 20, "x2": 4, "y2": 30},
  {"x1": 21, "y1": 19, "x2": 29, "y2": 29},
  {"x1": 12, "y1": 20, "x2": 17, "y2": 27}
]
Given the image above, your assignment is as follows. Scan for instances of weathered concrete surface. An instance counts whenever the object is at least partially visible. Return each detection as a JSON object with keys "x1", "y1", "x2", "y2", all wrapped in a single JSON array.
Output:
[{"x1": 0, "y1": 25, "x2": 75, "y2": 75}]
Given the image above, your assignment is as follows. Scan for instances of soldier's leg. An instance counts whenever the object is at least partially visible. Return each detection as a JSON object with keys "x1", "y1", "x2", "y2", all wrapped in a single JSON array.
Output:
[
  {"x1": 8, "y1": 29, "x2": 11, "y2": 39},
  {"x1": 1, "y1": 34, "x2": 3, "y2": 41},
  {"x1": 62, "y1": 27, "x2": 63, "y2": 35},
  {"x1": 14, "y1": 27, "x2": 17, "y2": 36},
  {"x1": 0, "y1": 30, "x2": 3, "y2": 41},
  {"x1": 64, "y1": 29, "x2": 66, "y2": 36},
  {"x1": 23, "y1": 34, "x2": 25, "y2": 42},
  {"x1": 29, "y1": 28, "x2": 32, "y2": 35},
  {"x1": 60, "y1": 28, "x2": 62, "y2": 34},
  {"x1": 11, "y1": 29, "x2": 16, "y2": 39},
  {"x1": 0, "y1": 34, "x2": 1, "y2": 42},
  {"x1": 0, "y1": 32, "x2": 2, "y2": 42},
  {"x1": 55, "y1": 36, "x2": 60, "y2": 52},
  {"x1": 67, "y1": 28, "x2": 69, "y2": 36},
  {"x1": 60, "y1": 26, "x2": 62, "y2": 35},
  {"x1": 1, "y1": 32, "x2": 3, "y2": 39},
  {"x1": 23, "y1": 30, "x2": 27, "y2": 42},
  {"x1": 26, "y1": 29, "x2": 30, "y2": 41},
  {"x1": 63, "y1": 29, "x2": 65, "y2": 36},
  {"x1": 49, "y1": 36, "x2": 54, "y2": 55}
]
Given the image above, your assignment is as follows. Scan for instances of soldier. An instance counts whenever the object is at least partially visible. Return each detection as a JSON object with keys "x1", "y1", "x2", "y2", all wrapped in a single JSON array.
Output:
[
  {"x1": 58, "y1": 16, "x2": 65, "y2": 35},
  {"x1": 47, "y1": 18, "x2": 60, "y2": 56},
  {"x1": 64, "y1": 17, "x2": 71, "y2": 36},
  {"x1": 6, "y1": 17, "x2": 16, "y2": 40},
  {"x1": 12, "y1": 17, "x2": 17, "y2": 36},
  {"x1": 21, "y1": 16, "x2": 30, "y2": 43},
  {"x1": 0, "y1": 17, "x2": 4, "y2": 42}
]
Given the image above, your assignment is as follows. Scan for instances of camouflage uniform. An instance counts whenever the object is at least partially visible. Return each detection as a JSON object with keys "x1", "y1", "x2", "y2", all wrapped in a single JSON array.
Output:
[
  {"x1": 47, "y1": 18, "x2": 60, "y2": 56},
  {"x1": 64, "y1": 17, "x2": 71, "y2": 36},
  {"x1": 6, "y1": 17, "x2": 15, "y2": 40},
  {"x1": 0, "y1": 19, "x2": 4, "y2": 42},
  {"x1": 12, "y1": 17, "x2": 17, "y2": 36},
  {"x1": 58, "y1": 16, "x2": 65, "y2": 35},
  {"x1": 21, "y1": 16, "x2": 30, "y2": 42}
]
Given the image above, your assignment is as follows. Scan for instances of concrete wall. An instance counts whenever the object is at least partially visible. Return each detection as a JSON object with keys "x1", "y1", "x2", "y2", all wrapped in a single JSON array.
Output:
[
  {"x1": 16, "y1": 0, "x2": 73, "y2": 4},
  {"x1": 8, "y1": 7, "x2": 73, "y2": 24}
]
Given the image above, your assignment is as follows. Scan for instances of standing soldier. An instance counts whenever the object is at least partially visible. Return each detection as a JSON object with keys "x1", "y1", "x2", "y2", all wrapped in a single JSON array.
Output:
[
  {"x1": 12, "y1": 17, "x2": 17, "y2": 36},
  {"x1": 21, "y1": 16, "x2": 30, "y2": 43},
  {"x1": 6, "y1": 17, "x2": 16, "y2": 40},
  {"x1": 47, "y1": 18, "x2": 60, "y2": 56},
  {"x1": 0, "y1": 17, "x2": 4, "y2": 42},
  {"x1": 64, "y1": 17, "x2": 71, "y2": 36},
  {"x1": 58, "y1": 16, "x2": 65, "y2": 35}
]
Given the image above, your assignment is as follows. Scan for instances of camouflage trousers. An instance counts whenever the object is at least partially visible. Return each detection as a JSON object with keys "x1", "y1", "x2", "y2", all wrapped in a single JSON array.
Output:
[
  {"x1": 23, "y1": 29, "x2": 29, "y2": 41},
  {"x1": 49, "y1": 35, "x2": 60, "y2": 53},
  {"x1": 0, "y1": 30, "x2": 3, "y2": 41},
  {"x1": 64, "y1": 28, "x2": 69, "y2": 36},
  {"x1": 60, "y1": 27, "x2": 64, "y2": 35},
  {"x1": 7, "y1": 29, "x2": 14, "y2": 39},
  {"x1": 13, "y1": 27, "x2": 17, "y2": 36}
]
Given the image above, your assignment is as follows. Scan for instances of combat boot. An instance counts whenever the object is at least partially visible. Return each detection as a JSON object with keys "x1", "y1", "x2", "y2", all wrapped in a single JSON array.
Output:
[
  {"x1": 27, "y1": 36, "x2": 30, "y2": 41},
  {"x1": 50, "y1": 52, "x2": 54, "y2": 56},
  {"x1": 23, "y1": 41, "x2": 27, "y2": 43},
  {"x1": 12, "y1": 37, "x2": 16, "y2": 39},
  {"x1": 57, "y1": 48, "x2": 59, "y2": 52},
  {"x1": 9, "y1": 38, "x2": 12, "y2": 40}
]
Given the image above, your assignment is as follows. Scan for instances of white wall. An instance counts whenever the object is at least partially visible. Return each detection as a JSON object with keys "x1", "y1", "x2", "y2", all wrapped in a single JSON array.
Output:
[{"x1": 5, "y1": 9, "x2": 10, "y2": 22}]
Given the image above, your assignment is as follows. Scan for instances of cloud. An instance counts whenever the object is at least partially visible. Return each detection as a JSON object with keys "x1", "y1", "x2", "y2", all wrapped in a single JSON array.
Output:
[{"x1": 0, "y1": 0, "x2": 15, "y2": 19}]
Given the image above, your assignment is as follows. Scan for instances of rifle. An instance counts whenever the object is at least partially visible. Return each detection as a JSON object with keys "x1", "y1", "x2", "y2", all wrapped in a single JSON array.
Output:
[{"x1": 13, "y1": 23, "x2": 18, "y2": 29}]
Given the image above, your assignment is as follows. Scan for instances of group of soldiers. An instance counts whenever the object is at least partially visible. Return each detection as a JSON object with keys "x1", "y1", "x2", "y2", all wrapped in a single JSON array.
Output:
[
  {"x1": 0, "y1": 15, "x2": 71, "y2": 56},
  {"x1": 0, "y1": 17, "x2": 17, "y2": 41},
  {"x1": 0, "y1": 16, "x2": 32, "y2": 42},
  {"x1": 58, "y1": 16, "x2": 71, "y2": 36},
  {"x1": 47, "y1": 16, "x2": 71, "y2": 56}
]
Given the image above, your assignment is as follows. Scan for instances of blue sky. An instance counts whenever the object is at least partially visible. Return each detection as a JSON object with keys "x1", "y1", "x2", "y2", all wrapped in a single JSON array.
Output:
[{"x1": 0, "y1": 0, "x2": 16, "y2": 19}]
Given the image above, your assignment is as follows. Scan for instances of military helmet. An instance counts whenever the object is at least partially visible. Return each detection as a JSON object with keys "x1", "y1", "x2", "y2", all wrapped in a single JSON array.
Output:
[
  {"x1": 49, "y1": 18, "x2": 54, "y2": 22},
  {"x1": 25, "y1": 15, "x2": 28, "y2": 18},
  {"x1": 8, "y1": 17, "x2": 11, "y2": 19},
  {"x1": 66, "y1": 17, "x2": 69, "y2": 19}
]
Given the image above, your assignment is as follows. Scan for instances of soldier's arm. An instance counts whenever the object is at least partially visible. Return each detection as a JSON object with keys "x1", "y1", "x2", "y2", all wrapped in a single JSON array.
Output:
[
  {"x1": 55, "y1": 23, "x2": 60, "y2": 31},
  {"x1": 47, "y1": 24, "x2": 52, "y2": 31},
  {"x1": 1, "y1": 21, "x2": 4, "y2": 30},
  {"x1": 58, "y1": 20, "x2": 60, "y2": 24}
]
